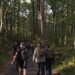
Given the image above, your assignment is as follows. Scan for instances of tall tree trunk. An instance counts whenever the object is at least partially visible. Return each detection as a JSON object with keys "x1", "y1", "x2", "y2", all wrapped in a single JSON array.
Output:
[
  {"x1": 39, "y1": 0, "x2": 46, "y2": 45},
  {"x1": 17, "y1": 0, "x2": 20, "y2": 35},
  {"x1": 8, "y1": 0, "x2": 13, "y2": 34},
  {"x1": 51, "y1": 0, "x2": 57, "y2": 44},
  {"x1": 51, "y1": 0, "x2": 57, "y2": 35},
  {"x1": 5, "y1": 1, "x2": 9, "y2": 39},
  {"x1": 12, "y1": 0, "x2": 16, "y2": 34},
  {"x1": 0, "y1": 7, "x2": 2, "y2": 32},
  {"x1": 31, "y1": 0, "x2": 36, "y2": 40},
  {"x1": 71, "y1": 0, "x2": 75, "y2": 50},
  {"x1": 35, "y1": 0, "x2": 39, "y2": 38}
]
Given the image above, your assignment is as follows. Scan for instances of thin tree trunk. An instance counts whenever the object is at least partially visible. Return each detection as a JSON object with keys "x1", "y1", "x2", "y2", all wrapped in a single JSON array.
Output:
[
  {"x1": 71, "y1": 0, "x2": 75, "y2": 49},
  {"x1": 9, "y1": 0, "x2": 13, "y2": 34},
  {"x1": 17, "y1": 0, "x2": 20, "y2": 35},
  {"x1": 31, "y1": 0, "x2": 36, "y2": 40},
  {"x1": 51, "y1": 0, "x2": 57, "y2": 44},
  {"x1": 13, "y1": 0, "x2": 16, "y2": 34},
  {"x1": 51, "y1": 0, "x2": 57, "y2": 35},
  {"x1": 0, "y1": 7, "x2": 2, "y2": 32},
  {"x1": 5, "y1": 1, "x2": 9, "y2": 39},
  {"x1": 35, "y1": 0, "x2": 39, "y2": 38}
]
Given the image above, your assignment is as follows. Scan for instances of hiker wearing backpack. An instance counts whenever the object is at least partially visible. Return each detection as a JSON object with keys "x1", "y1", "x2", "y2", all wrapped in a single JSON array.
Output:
[
  {"x1": 13, "y1": 41, "x2": 19, "y2": 55},
  {"x1": 33, "y1": 41, "x2": 46, "y2": 75},
  {"x1": 45, "y1": 44, "x2": 54, "y2": 75},
  {"x1": 11, "y1": 41, "x2": 29, "y2": 75}
]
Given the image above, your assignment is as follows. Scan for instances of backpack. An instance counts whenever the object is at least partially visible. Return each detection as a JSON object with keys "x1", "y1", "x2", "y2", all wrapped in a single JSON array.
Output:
[
  {"x1": 18, "y1": 47, "x2": 28, "y2": 61},
  {"x1": 46, "y1": 48, "x2": 54, "y2": 59},
  {"x1": 37, "y1": 46, "x2": 44, "y2": 57}
]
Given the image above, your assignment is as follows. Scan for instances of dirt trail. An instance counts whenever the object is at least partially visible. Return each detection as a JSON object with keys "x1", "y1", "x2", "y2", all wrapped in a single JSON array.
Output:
[{"x1": 0, "y1": 55, "x2": 60, "y2": 75}]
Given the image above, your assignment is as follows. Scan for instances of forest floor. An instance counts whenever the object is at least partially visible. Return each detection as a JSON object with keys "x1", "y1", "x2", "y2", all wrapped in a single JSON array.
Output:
[
  {"x1": 0, "y1": 54, "x2": 60, "y2": 75},
  {"x1": 0, "y1": 51, "x2": 12, "y2": 75}
]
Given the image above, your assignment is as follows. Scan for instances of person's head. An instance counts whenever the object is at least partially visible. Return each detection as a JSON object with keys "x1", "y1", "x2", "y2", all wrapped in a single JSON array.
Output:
[
  {"x1": 37, "y1": 41, "x2": 42, "y2": 47},
  {"x1": 46, "y1": 44, "x2": 50, "y2": 48},
  {"x1": 15, "y1": 41, "x2": 18, "y2": 45},
  {"x1": 31, "y1": 44, "x2": 33, "y2": 47},
  {"x1": 20, "y1": 42, "x2": 24, "y2": 47}
]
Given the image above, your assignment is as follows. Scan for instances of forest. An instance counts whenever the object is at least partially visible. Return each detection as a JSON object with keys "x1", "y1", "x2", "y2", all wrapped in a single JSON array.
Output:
[{"x1": 0, "y1": 0, "x2": 75, "y2": 75}]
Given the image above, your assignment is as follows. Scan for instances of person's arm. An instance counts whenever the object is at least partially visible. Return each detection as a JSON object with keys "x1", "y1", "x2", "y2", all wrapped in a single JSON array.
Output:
[
  {"x1": 11, "y1": 52, "x2": 18, "y2": 64},
  {"x1": 33, "y1": 48, "x2": 37, "y2": 62}
]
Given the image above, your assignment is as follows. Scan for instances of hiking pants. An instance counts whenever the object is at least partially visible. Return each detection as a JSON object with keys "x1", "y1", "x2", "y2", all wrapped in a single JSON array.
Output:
[
  {"x1": 46, "y1": 60, "x2": 52, "y2": 75},
  {"x1": 37, "y1": 62, "x2": 45, "y2": 75}
]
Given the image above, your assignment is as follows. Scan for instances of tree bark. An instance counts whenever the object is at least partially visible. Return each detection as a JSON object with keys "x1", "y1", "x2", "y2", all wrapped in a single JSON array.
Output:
[
  {"x1": 39, "y1": 0, "x2": 46, "y2": 45},
  {"x1": 31, "y1": 0, "x2": 36, "y2": 40},
  {"x1": 0, "y1": 7, "x2": 2, "y2": 32}
]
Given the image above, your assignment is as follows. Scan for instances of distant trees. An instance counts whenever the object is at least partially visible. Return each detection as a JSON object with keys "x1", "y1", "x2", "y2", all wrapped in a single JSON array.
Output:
[{"x1": 0, "y1": 0, "x2": 75, "y2": 48}]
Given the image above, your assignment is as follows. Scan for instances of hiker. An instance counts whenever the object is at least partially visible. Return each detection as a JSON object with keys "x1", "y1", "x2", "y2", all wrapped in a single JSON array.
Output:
[
  {"x1": 13, "y1": 41, "x2": 19, "y2": 55},
  {"x1": 45, "y1": 44, "x2": 54, "y2": 75},
  {"x1": 11, "y1": 41, "x2": 29, "y2": 75},
  {"x1": 33, "y1": 41, "x2": 46, "y2": 75},
  {"x1": 13, "y1": 41, "x2": 19, "y2": 70},
  {"x1": 26, "y1": 42, "x2": 31, "y2": 56},
  {"x1": 30, "y1": 44, "x2": 34, "y2": 56},
  {"x1": 26, "y1": 42, "x2": 31, "y2": 51}
]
